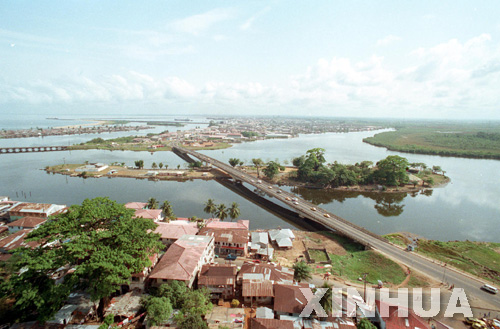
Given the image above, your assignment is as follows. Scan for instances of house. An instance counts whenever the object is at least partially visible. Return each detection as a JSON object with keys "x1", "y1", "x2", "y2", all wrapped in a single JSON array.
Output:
[
  {"x1": 251, "y1": 318, "x2": 294, "y2": 329},
  {"x1": 133, "y1": 209, "x2": 163, "y2": 222},
  {"x1": 7, "y1": 216, "x2": 47, "y2": 233},
  {"x1": 124, "y1": 202, "x2": 148, "y2": 210},
  {"x1": 250, "y1": 232, "x2": 269, "y2": 251},
  {"x1": 242, "y1": 278, "x2": 274, "y2": 305},
  {"x1": 104, "y1": 290, "x2": 142, "y2": 322},
  {"x1": 274, "y1": 283, "x2": 309, "y2": 318},
  {"x1": 198, "y1": 227, "x2": 249, "y2": 256},
  {"x1": 0, "y1": 229, "x2": 39, "y2": 253},
  {"x1": 237, "y1": 262, "x2": 294, "y2": 285},
  {"x1": 149, "y1": 235, "x2": 215, "y2": 288},
  {"x1": 123, "y1": 254, "x2": 159, "y2": 292},
  {"x1": 154, "y1": 221, "x2": 199, "y2": 248},
  {"x1": 206, "y1": 219, "x2": 250, "y2": 230},
  {"x1": 205, "y1": 306, "x2": 245, "y2": 329},
  {"x1": 8, "y1": 202, "x2": 67, "y2": 221},
  {"x1": 198, "y1": 264, "x2": 238, "y2": 300},
  {"x1": 372, "y1": 300, "x2": 431, "y2": 329},
  {"x1": 268, "y1": 229, "x2": 295, "y2": 249},
  {"x1": 255, "y1": 307, "x2": 275, "y2": 319},
  {"x1": 75, "y1": 163, "x2": 109, "y2": 172}
]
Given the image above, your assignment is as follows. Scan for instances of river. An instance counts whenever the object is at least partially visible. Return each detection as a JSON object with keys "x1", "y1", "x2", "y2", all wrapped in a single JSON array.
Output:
[{"x1": 1, "y1": 115, "x2": 499, "y2": 242}]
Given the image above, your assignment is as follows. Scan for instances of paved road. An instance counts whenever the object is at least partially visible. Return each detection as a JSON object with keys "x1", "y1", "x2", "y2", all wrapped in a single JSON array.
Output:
[{"x1": 175, "y1": 147, "x2": 500, "y2": 310}]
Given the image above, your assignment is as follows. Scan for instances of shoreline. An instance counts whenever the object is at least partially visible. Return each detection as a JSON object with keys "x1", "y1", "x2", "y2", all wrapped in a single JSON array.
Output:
[{"x1": 54, "y1": 120, "x2": 109, "y2": 129}]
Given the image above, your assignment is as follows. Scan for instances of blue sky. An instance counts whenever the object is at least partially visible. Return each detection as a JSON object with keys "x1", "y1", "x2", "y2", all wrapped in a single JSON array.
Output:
[{"x1": 1, "y1": 1, "x2": 500, "y2": 119}]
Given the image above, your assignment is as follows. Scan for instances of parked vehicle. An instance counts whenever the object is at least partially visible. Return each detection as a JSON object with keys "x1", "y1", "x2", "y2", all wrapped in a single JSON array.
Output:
[{"x1": 226, "y1": 254, "x2": 237, "y2": 260}]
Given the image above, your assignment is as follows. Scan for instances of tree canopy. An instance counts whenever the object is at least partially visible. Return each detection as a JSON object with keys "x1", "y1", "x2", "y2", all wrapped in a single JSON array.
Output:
[
  {"x1": 293, "y1": 261, "x2": 312, "y2": 282},
  {"x1": 263, "y1": 161, "x2": 285, "y2": 179},
  {"x1": 1, "y1": 197, "x2": 163, "y2": 323}
]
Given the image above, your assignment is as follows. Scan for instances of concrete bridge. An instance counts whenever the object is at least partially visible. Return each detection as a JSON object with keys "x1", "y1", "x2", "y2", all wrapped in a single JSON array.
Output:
[
  {"x1": 173, "y1": 146, "x2": 500, "y2": 308},
  {"x1": 0, "y1": 146, "x2": 69, "y2": 154}
]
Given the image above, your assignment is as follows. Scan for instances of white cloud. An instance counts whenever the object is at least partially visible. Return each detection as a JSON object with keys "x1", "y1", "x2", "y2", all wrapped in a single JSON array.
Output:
[
  {"x1": 240, "y1": 6, "x2": 271, "y2": 31},
  {"x1": 171, "y1": 8, "x2": 235, "y2": 36},
  {"x1": 2, "y1": 34, "x2": 500, "y2": 119},
  {"x1": 376, "y1": 35, "x2": 401, "y2": 46}
]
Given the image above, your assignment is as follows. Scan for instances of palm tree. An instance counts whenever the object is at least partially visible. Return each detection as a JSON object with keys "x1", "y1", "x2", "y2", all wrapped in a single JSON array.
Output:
[
  {"x1": 161, "y1": 200, "x2": 175, "y2": 221},
  {"x1": 229, "y1": 202, "x2": 240, "y2": 221},
  {"x1": 159, "y1": 162, "x2": 164, "y2": 169},
  {"x1": 319, "y1": 282, "x2": 333, "y2": 315},
  {"x1": 204, "y1": 199, "x2": 217, "y2": 216},
  {"x1": 293, "y1": 261, "x2": 312, "y2": 282},
  {"x1": 147, "y1": 197, "x2": 158, "y2": 209},
  {"x1": 215, "y1": 203, "x2": 228, "y2": 221},
  {"x1": 152, "y1": 162, "x2": 158, "y2": 169}
]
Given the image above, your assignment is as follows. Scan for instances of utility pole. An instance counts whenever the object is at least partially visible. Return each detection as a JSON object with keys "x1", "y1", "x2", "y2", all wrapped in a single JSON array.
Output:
[{"x1": 362, "y1": 273, "x2": 368, "y2": 301}]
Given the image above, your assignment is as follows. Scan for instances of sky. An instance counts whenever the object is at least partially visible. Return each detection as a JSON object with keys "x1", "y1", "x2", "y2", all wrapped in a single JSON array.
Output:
[{"x1": 1, "y1": 1, "x2": 500, "y2": 119}]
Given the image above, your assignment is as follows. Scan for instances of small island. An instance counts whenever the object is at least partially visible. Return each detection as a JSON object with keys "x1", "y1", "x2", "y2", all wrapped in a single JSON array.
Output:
[{"x1": 231, "y1": 149, "x2": 449, "y2": 193}]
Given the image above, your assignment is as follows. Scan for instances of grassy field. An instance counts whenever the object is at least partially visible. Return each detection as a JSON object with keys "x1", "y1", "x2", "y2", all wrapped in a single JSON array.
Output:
[
  {"x1": 363, "y1": 124, "x2": 500, "y2": 159},
  {"x1": 318, "y1": 232, "x2": 407, "y2": 286},
  {"x1": 384, "y1": 233, "x2": 500, "y2": 284},
  {"x1": 308, "y1": 249, "x2": 329, "y2": 262}
]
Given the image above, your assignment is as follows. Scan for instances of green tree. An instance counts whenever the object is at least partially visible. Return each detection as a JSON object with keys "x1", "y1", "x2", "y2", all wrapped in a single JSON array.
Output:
[
  {"x1": 215, "y1": 204, "x2": 228, "y2": 221},
  {"x1": 410, "y1": 180, "x2": 419, "y2": 188},
  {"x1": 263, "y1": 161, "x2": 285, "y2": 179},
  {"x1": 252, "y1": 158, "x2": 264, "y2": 177},
  {"x1": 176, "y1": 312, "x2": 208, "y2": 329},
  {"x1": 293, "y1": 261, "x2": 312, "y2": 282},
  {"x1": 357, "y1": 318, "x2": 377, "y2": 329},
  {"x1": 228, "y1": 158, "x2": 240, "y2": 167},
  {"x1": 161, "y1": 201, "x2": 175, "y2": 221},
  {"x1": 1, "y1": 197, "x2": 162, "y2": 323},
  {"x1": 159, "y1": 162, "x2": 164, "y2": 169},
  {"x1": 148, "y1": 197, "x2": 159, "y2": 209},
  {"x1": 292, "y1": 155, "x2": 306, "y2": 168},
  {"x1": 157, "y1": 281, "x2": 188, "y2": 309},
  {"x1": 374, "y1": 155, "x2": 410, "y2": 186},
  {"x1": 432, "y1": 165, "x2": 442, "y2": 174},
  {"x1": 181, "y1": 288, "x2": 213, "y2": 316},
  {"x1": 424, "y1": 177, "x2": 434, "y2": 187},
  {"x1": 141, "y1": 296, "x2": 173, "y2": 327},
  {"x1": 98, "y1": 314, "x2": 115, "y2": 329},
  {"x1": 152, "y1": 162, "x2": 158, "y2": 169},
  {"x1": 229, "y1": 202, "x2": 240, "y2": 221},
  {"x1": 204, "y1": 199, "x2": 217, "y2": 216},
  {"x1": 135, "y1": 160, "x2": 144, "y2": 169},
  {"x1": 305, "y1": 148, "x2": 326, "y2": 171}
]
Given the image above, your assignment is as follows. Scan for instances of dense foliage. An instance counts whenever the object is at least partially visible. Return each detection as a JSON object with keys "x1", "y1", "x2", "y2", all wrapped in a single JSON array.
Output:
[
  {"x1": 363, "y1": 126, "x2": 500, "y2": 159},
  {"x1": 292, "y1": 149, "x2": 415, "y2": 187},
  {"x1": 0, "y1": 197, "x2": 162, "y2": 323}
]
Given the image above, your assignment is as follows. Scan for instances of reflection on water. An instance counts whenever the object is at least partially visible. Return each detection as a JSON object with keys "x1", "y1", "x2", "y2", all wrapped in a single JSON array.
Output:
[{"x1": 291, "y1": 187, "x2": 433, "y2": 217}]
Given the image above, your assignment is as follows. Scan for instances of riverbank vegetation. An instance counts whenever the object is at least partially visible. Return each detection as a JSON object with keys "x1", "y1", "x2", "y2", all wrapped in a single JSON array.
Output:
[
  {"x1": 384, "y1": 233, "x2": 500, "y2": 285},
  {"x1": 275, "y1": 148, "x2": 446, "y2": 190},
  {"x1": 363, "y1": 123, "x2": 500, "y2": 159}
]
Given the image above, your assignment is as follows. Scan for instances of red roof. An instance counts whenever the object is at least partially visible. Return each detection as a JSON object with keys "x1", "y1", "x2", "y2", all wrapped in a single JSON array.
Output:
[
  {"x1": 199, "y1": 227, "x2": 249, "y2": 245},
  {"x1": 251, "y1": 318, "x2": 294, "y2": 329},
  {"x1": 273, "y1": 284, "x2": 309, "y2": 314},
  {"x1": 237, "y1": 262, "x2": 294, "y2": 283},
  {"x1": 206, "y1": 219, "x2": 250, "y2": 230},
  {"x1": 134, "y1": 209, "x2": 162, "y2": 220},
  {"x1": 376, "y1": 300, "x2": 431, "y2": 329},
  {"x1": 199, "y1": 264, "x2": 237, "y2": 286},
  {"x1": 154, "y1": 222, "x2": 199, "y2": 240},
  {"x1": 7, "y1": 216, "x2": 47, "y2": 228},
  {"x1": 0, "y1": 229, "x2": 39, "y2": 251},
  {"x1": 149, "y1": 235, "x2": 213, "y2": 281},
  {"x1": 124, "y1": 202, "x2": 148, "y2": 210},
  {"x1": 242, "y1": 279, "x2": 274, "y2": 297}
]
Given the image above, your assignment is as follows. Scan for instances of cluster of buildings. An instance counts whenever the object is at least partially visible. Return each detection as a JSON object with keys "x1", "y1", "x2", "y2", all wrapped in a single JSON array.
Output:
[
  {"x1": 0, "y1": 197, "x2": 434, "y2": 329},
  {"x1": 0, "y1": 124, "x2": 152, "y2": 139}
]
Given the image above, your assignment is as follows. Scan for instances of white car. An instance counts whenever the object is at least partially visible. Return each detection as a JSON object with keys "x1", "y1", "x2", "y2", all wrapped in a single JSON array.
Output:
[
  {"x1": 268, "y1": 186, "x2": 273, "y2": 189},
  {"x1": 277, "y1": 190, "x2": 282, "y2": 193},
  {"x1": 257, "y1": 180, "x2": 262, "y2": 183},
  {"x1": 293, "y1": 201, "x2": 299, "y2": 205},
  {"x1": 292, "y1": 197, "x2": 298, "y2": 202}
]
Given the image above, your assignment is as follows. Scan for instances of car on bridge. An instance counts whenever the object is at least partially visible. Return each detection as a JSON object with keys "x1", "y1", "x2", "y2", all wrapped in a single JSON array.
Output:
[
  {"x1": 277, "y1": 190, "x2": 282, "y2": 193},
  {"x1": 310, "y1": 207, "x2": 317, "y2": 211},
  {"x1": 323, "y1": 214, "x2": 331, "y2": 218},
  {"x1": 293, "y1": 201, "x2": 299, "y2": 205},
  {"x1": 285, "y1": 197, "x2": 291, "y2": 201}
]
